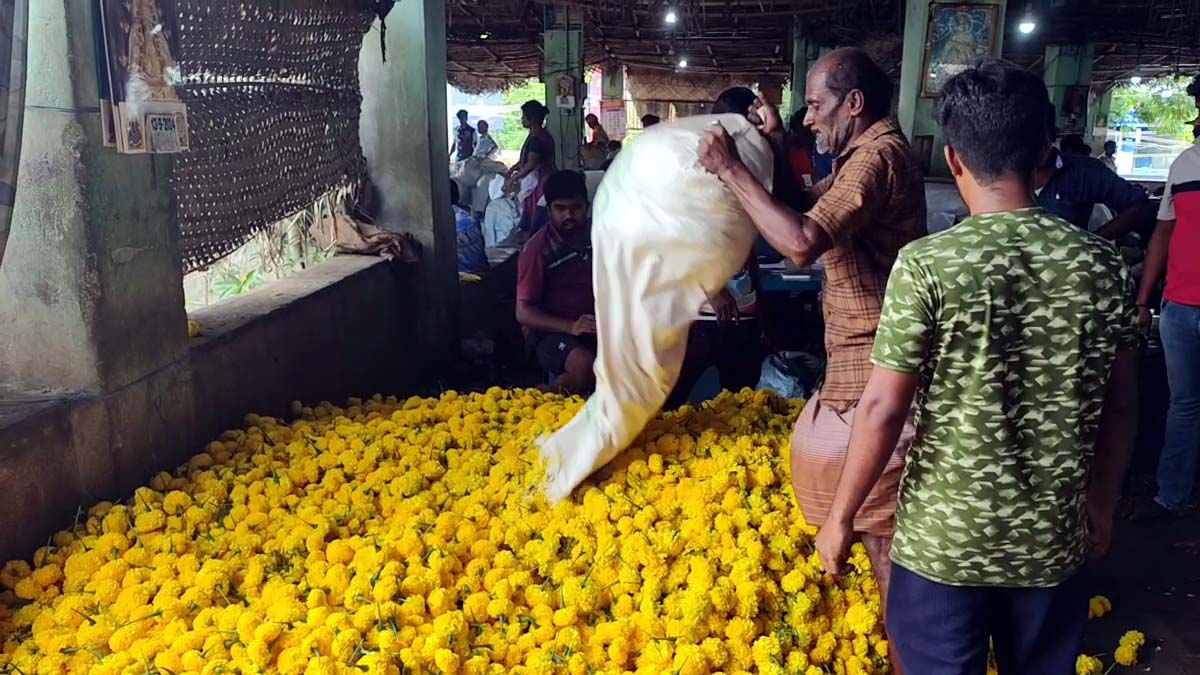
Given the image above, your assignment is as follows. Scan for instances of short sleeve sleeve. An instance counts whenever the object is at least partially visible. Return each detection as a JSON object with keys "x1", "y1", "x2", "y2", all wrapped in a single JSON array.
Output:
[
  {"x1": 805, "y1": 148, "x2": 888, "y2": 246},
  {"x1": 1114, "y1": 264, "x2": 1141, "y2": 351},
  {"x1": 1094, "y1": 164, "x2": 1150, "y2": 214},
  {"x1": 516, "y1": 240, "x2": 545, "y2": 306},
  {"x1": 871, "y1": 249, "x2": 936, "y2": 374},
  {"x1": 1158, "y1": 160, "x2": 1178, "y2": 220},
  {"x1": 526, "y1": 136, "x2": 548, "y2": 160}
]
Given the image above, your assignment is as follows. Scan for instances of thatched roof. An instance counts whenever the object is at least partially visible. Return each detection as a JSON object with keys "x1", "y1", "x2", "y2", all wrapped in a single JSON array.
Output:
[{"x1": 446, "y1": 0, "x2": 1200, "y2": 93}]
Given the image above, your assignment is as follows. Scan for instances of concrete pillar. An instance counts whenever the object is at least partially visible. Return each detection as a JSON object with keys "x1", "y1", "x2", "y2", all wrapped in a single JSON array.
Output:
[
  {"x1": 0, "y1": 0, "x2": 194, "y2": 546},
  {"x1": 543, "y1": 4, "x2": 584, "y2": 169},
  {"x1": 1044, "y1": 43, "x2": 1095, "y2": 138},
  {"x1": 358, "y1": 0, "x2": 456, "y2": 367},
  {"x1": 0, "y1": 0, "x2": 189, "y2": 397},
  {"x1": 899, "y1": 0, "x2": 1008, "y2": 176}
]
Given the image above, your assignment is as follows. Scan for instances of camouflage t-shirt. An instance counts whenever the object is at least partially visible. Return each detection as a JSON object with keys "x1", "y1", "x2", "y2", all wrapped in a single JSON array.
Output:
[{"x1": 872, "y1": 207, "x2": 1139, "y2": 587}]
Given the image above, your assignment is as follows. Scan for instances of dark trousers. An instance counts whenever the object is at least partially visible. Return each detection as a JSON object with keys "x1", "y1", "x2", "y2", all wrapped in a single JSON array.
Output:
[
  {"x1": 665, "y1": 319, "x2": 763, "y2": 409},
  {"x1": 887, "y1": 563, "x2": 1087, "y2": 675}
]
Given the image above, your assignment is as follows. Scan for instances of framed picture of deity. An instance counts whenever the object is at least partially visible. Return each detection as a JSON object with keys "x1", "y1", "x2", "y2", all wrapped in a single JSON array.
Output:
[{"x1": 921, "y1": 3, "x2": 1000, "y2": 97}]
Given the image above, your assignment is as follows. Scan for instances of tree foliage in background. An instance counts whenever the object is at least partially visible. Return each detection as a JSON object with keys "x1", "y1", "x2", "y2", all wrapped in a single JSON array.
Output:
[
  {"x1": 1111, "y1": 77, "x2": 1199, "y2": 141},
  {"x1": 494, "y1": 79, "x2": 545, "y2": 153}
]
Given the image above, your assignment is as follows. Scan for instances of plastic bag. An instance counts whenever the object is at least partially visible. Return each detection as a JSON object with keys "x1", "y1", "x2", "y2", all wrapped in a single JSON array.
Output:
[
  {"x1": 756, "y1": 351, "x2": 825, "y2": 400},
  {"x1": 482, "y1": 196, "x2": 520, "y2": 247},
  {"x1": 539, "y1": 114, "x2": 774, "y2": 502}
]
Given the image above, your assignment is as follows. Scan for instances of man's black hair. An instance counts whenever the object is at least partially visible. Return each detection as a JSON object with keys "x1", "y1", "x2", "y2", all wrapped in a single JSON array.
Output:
[
  {"x1": 1060, "y1": 134, "x2": 1090, "y2": 157},
  {"x1": 641, "y1": 114, "x2": 661, "y2": 127},
  {"x1": 449, "y1": 179, "x2": 459, "y2": 205},
  {"x1": 521, "y1": 100, "x2": 548, "y2": 123},
  {"x1": 543, "y1": 170, "x2": 588, "y2": 205},
  {"x1": 1044, "y1": 102, "x2": 1058, "y2": 142},
  {"x1": 936, "y1": 60, "x2": 1051, "y2": 185},
  {"x1": 822, "y1": 48, "x2": 893, "y2": 118},
  {"x1": 712, "y1": 87, "x2": 757, "y2": 116},
  {"x1": 456, "y1": 109, "x2": 469, "y2": 119},
  {"x1": 1104, "y1": 139, "x2": 1117, "y2": 151}
]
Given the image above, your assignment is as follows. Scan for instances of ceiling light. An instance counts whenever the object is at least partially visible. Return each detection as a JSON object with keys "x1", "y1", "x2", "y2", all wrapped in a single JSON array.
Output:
[
  {"x1": 479, "y1": 31, "x2": 491, "y2": 40},
  {"x1": 1130, "y1": 75, "x2": 1143, "y2": 85},
  {"x1": 678, "y1": 58, "x2": 688, "y2": 68},
  {"x1": 665, "y1": 9, "x2": 677, "y2": 24},
  {"x1": 1018, "y1": 17, "x2": 1036, "y2": 34}
]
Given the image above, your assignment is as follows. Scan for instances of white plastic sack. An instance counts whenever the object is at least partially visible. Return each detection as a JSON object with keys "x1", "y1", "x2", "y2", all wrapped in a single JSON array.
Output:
[
  {"x1": 487, "y1": 175, "x2": 508, "y2": 201},
  {"x1": 540, "y1": 114, "x2": 774, "y2": 502},
  {"x1": 482, "y1": 196, "x2": 520, "y2": 247}
]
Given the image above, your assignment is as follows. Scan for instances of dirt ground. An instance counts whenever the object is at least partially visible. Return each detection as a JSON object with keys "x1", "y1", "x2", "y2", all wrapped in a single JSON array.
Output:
[{"x1": 1085, "y1": 502, "x2": 1200, "y2": 674}]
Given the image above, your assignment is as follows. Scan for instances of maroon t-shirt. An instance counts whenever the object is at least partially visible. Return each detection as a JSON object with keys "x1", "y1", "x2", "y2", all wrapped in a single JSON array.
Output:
[{"x1": 516, "y1": 223, "x2": 594, "y2": 335}]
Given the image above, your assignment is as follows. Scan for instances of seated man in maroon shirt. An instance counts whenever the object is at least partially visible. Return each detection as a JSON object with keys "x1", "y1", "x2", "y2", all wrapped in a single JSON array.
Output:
[{"x1": 516, "y1": 170, "x2": 597, "y2": 395}]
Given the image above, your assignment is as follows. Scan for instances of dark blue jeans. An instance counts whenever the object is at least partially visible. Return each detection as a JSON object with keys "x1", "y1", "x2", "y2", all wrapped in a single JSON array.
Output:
[
  {"x1": 1157, "y1": 300, "x2": 1200, "y2": 511},
  {"x1": 887, "y1": 564, "x2": 1087, "y2": 675}
]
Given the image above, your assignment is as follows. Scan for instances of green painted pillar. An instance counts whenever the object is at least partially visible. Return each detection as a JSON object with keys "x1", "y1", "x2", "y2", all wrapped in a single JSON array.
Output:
[
  {"x1": 358, "y1": 0, "x2": 456, "y2": 367},
  {"x1": 0, "y1": 0, "x2": 194, "y2": 504},
  {"x1": 898, "y1": 0, "x2": 1008, "y2": 177},
  {"x1": 543, "y1": 4, "x2": 584, "y2": 169},
  {"x1": 790, "y1": 21, "x2": 820, "y2": 116},
  {"x1": 790, "y1": 20, "x2": 833, "y2": 116},
  {"x1": 0, "y1": 0, "x2": 189, "y2": 395},
  {"x1": 1044, "y1": 43, "x2": 1095, "y2": 139}
]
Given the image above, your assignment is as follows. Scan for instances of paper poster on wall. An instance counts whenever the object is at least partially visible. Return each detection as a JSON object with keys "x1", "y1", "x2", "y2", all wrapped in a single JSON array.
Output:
[
  {"x1": 99, "y1": 0, "x2": 189, "y2": 154},
  {"x1": 600, "y1": 100, "x2": 626, "y2": 139}
]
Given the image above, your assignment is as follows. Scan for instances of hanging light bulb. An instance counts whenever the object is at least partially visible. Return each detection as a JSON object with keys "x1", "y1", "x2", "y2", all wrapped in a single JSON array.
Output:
[
  {"x1": 678, "y1": 58, "x2": 688, "y2": 68},
  {"x1": 665, "y1": 9, "x2": 678, "y2": 24},
  {"x1": 1130, "y1": 75, "x2": 1143, "y2": 85},
  {"x1": 1017, "y1": 2, "x2": 1036, "y2": 34}
]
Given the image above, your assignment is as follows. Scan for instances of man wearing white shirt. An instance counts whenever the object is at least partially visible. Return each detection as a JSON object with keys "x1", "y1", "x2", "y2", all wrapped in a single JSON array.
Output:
[
  {"x1": 473, "y1": 120, "x2": 499, "y2": 160},
  {"x1": 1136, "y1": 113, "x2": 1200, "y2": 518}
]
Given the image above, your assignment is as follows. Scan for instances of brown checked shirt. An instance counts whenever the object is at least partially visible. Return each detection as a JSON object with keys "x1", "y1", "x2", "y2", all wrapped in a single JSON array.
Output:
[{"x1": 804, "y1": 117, "x2": 927, "y2": 411}]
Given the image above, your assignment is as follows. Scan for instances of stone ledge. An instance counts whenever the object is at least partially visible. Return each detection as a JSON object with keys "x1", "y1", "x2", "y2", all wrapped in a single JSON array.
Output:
[
  {"x1": 187, "y1": 254, "x2": 424, "y2": 448},
  {"x1": 0, "y1": 254, "x2": 426, "y2": 563},
  {"x1": 188, "y1": 255, "x2": 394, "y2": 344}
]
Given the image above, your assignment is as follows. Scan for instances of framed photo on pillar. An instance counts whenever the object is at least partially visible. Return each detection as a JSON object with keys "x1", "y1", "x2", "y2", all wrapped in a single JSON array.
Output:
[
  {"x1": 921, "y1": 3, "x2": 1000, "y2": 97},
  {"x1": 1060, "y1": 85, "x2": 1088, "y2": 134}
]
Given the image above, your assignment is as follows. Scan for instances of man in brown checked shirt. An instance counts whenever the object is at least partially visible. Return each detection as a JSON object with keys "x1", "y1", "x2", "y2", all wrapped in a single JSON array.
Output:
[{"x1": 698, "y1": 47, "x2": 927, "y2": 673}]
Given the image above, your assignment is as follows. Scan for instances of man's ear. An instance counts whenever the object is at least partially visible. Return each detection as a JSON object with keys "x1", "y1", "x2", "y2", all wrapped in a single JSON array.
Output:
[
  {"x1": 845, "y1": 89, "x2": 867, "y2": 117},
  {"x1": 945, "y1": 144, "x2": 965, "y2": 178}
]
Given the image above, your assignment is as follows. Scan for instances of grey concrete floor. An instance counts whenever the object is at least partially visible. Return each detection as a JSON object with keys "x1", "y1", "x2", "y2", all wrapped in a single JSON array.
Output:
[{"x1": 1085, "y1": 502, "x2": 1200, "y2": 674}]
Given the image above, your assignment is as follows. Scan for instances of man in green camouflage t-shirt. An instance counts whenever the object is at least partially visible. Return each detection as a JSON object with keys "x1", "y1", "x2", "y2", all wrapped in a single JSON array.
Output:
[{"x1": 815, "y1": 62, "x2": 1140, "y2": 675}]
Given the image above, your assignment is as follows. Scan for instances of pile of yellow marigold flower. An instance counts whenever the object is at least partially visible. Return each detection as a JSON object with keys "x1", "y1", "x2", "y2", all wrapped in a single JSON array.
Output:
[{"x1": 0, "y1": 388, "x2": 895, "y2": 675}]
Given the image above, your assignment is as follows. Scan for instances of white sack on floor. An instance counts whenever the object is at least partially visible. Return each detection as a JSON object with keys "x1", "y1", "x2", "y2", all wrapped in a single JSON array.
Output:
[
  {"x1": 483, "y1": 196, "x2": 520, "y2": 247},
  {"x1": 540, "y1": 114, "x2": 774, "y2": 502}
]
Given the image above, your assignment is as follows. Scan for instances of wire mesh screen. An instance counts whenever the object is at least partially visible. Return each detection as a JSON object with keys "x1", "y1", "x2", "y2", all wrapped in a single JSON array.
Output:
[{"x1": 173, "y1": 1, "x2": 375, "y2": 273}]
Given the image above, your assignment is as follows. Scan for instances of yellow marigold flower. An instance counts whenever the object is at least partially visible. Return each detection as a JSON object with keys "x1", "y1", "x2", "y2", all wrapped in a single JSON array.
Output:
[
  {"x1": 1114, "y1": 644, "x2": 1138, "y2": 667},
  {"x1": 845, "y1": 602, "x2": 878, "y2": 636},
  {"x1": 1115, "y1": 629, "x2": 1147, "y2": 666},
  {"x1": 1076, "y1": 654, "x2": 1104, "y2": 675},
  {"x1": 1088, "y1": 595, "x2": 1113, "y2": 619}
]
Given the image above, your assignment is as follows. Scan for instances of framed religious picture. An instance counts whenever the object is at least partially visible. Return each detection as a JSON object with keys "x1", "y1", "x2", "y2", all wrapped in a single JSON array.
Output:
[
  {"x1": 921, "y1": 3, "x2": 1000, "y2": 97},
  {"x1": 99, "y1": 0, "x2": 189, "y2": 154}
]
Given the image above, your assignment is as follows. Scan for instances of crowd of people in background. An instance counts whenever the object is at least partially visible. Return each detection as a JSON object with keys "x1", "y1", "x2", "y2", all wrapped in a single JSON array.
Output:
[{"x1": 487, "y1": 49, "x2": 1200, "y2": 675}]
